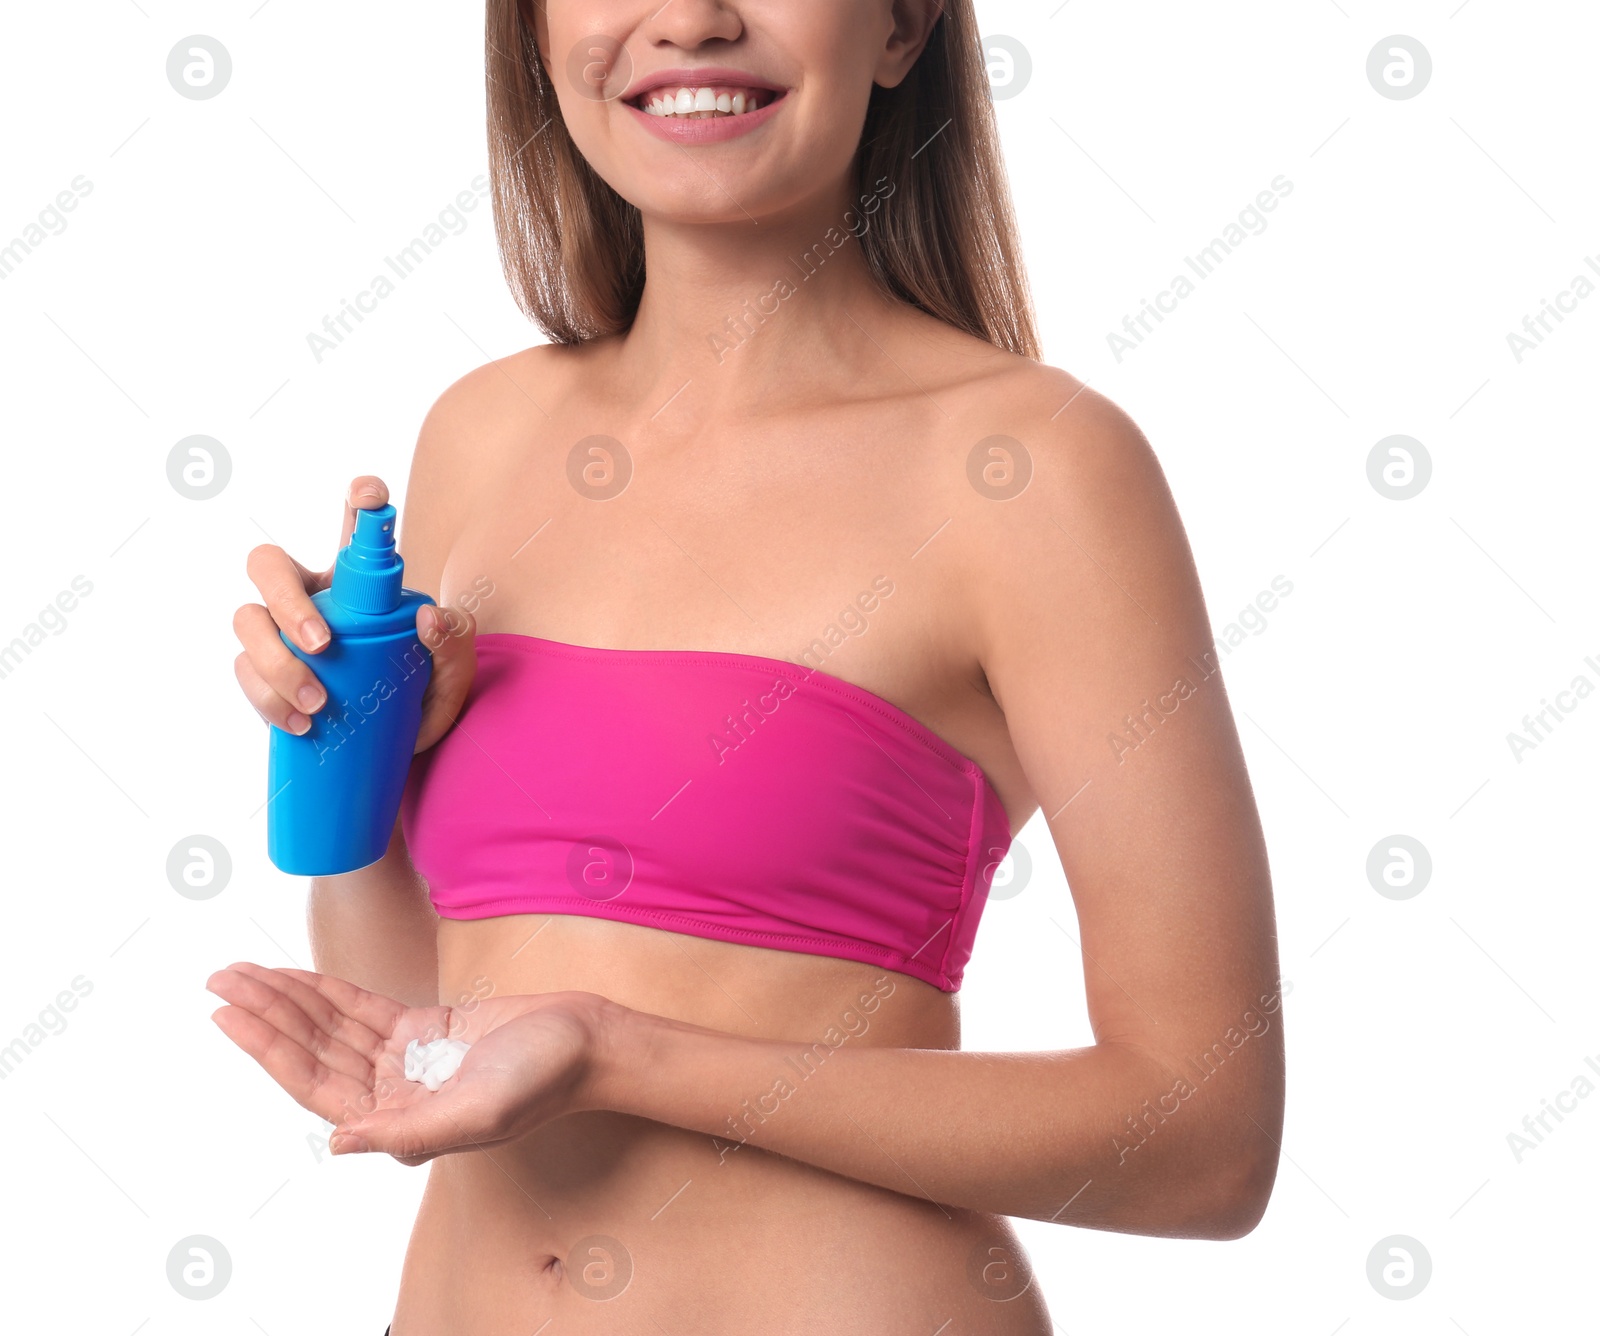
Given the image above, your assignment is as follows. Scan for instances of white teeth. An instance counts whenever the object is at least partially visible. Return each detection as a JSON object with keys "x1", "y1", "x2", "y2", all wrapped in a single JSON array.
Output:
[{"x1": 636, "y1": 86, "x2": 769, "y2": 119}]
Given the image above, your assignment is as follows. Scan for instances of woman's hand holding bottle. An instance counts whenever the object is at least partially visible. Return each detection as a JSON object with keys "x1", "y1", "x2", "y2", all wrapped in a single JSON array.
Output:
[{"x1": 232, "y1": 474, "x2": 476, "y2": 752}]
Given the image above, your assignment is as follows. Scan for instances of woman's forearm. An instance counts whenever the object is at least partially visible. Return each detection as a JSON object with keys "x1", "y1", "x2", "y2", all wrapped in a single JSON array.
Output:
[
  {"x1": 306, "y1": 814, "x2": 439, "y2": 1008},
  {"x1": 586, "y1": 999, "x2": 1280, "y2": 1240}
]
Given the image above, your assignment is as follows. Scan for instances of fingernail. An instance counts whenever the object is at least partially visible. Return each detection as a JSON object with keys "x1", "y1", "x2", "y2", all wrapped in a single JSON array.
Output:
[
  {"x1": 287, "y1": 711, "x2": 312, "y2": 735},
  {"x1": 331, "y1": 1131, "x2": 368, "y2": 1155},
  {"x1": 298, "y1": 684, "x2": 325, "y2": 712},
  {"x1": 302, "y1": 619, "x2": 329, "y2": 649}
]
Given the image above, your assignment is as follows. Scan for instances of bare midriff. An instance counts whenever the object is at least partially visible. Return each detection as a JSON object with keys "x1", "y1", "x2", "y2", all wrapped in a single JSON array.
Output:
[{"x1": 387, "y1": 912, "x2": 1052, "y2": 1335}]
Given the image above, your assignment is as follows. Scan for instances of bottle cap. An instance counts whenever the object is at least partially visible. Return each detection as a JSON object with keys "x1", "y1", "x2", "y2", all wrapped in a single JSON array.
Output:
[{"x1": 331, "y1": 504, "x2": 404, "y2": 614}]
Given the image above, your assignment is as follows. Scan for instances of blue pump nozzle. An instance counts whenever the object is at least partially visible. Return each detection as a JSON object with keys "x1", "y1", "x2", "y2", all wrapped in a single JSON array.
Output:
[{"x1": 331, "y1": 503, "x2": 405, "y2": 614}]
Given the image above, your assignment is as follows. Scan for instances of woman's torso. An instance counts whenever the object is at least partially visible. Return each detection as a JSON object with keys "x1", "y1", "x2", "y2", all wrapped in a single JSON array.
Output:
[{"x1": 394, "y1": 320, "x2": 1063, "y2": 1334}]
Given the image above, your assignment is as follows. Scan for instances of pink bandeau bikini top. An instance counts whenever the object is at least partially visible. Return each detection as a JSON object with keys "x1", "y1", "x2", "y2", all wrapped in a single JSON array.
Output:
[{"x1": 399, "y1": 633, "x2": 1012, "y2": 992}]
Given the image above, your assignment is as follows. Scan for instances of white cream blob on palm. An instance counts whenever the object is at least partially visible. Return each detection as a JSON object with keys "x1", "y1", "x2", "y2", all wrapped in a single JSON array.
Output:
[
  {"x1": 639, "y1": 86, "x2": 775, "y2": 118},
  {"x1": 404, "y1": 1036, "x2": 470, "y2": 1092}
]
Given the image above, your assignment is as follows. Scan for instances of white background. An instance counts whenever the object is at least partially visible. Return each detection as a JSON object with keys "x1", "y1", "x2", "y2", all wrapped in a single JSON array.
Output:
[{"x1": 1, "y1": 1, "x2": 1594, "y2": 1330}]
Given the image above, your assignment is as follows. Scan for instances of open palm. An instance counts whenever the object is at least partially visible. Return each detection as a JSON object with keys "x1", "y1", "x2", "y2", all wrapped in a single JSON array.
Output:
[{"x1": 206, "y1": 961, "x2": 603, "y2": 1166}]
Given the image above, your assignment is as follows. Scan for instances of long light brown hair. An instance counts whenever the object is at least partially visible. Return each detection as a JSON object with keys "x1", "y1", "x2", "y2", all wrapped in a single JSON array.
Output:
[{"x1": 485, "y1": 0, "x2": 1040, "y2": 358}]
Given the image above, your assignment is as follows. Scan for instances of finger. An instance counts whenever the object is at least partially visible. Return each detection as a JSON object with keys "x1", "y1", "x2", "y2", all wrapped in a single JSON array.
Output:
[
  {"x1": 234, "y1": 649, "x2": 311, "y2": 736},
  {"x1": 222, "y1": 962, "x2": 409, "y2": 1055},
  {"x1": 414, "y1": 603, "x2": 478, "y2": 754},
  {"x1": 340, "y1": 476, "x2": 390, "y2": 551},
  {"x1": 233, "y1": 605, "x2": 327, "y2": 729},
  {"x1": 210, "y1": 1004, "x2": 374, "y2": 1126},
  {"x1": 206, "y1": 966, "x2": 381, "y2": 1085},
  {"x1": 272, "y1": 966, "x2": 437, "y2": 1042},
  {"x1": 206, "y1": 966, "x2": 380, "y2": 1084},
  {"x1": 245, "y1": 543, "x2": 331, "y2": 656}
]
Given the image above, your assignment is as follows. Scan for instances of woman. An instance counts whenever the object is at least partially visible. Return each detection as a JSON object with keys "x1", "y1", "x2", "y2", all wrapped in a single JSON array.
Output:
[{"x1": 212, "y1": 1, "x2": 1286, "y2": 1331}]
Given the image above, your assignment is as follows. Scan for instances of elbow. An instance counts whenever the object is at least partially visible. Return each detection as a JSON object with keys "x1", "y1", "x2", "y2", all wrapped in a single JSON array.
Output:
[
  {"x1": 1188, "y1": 1136, "x2": 1280, "y2": 1241},
  {"x1": 1186, "y1": 1056, "x2": 1286, "y2": 1240}
]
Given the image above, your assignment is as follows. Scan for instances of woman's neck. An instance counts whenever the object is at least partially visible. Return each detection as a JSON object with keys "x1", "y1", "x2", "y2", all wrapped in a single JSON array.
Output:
[{"x1": 614, "y1": 186, "x2": 908, "y2": 417}]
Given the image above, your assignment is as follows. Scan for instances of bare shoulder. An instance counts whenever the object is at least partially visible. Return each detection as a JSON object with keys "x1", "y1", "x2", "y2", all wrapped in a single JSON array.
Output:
[
  {"x1": 396, "y1": 341, "x2": 586, "y2": 597},
  {"x1": 872, "y1": 313, "x2": 1208, "y2": 665},
  {"x1": 955, "y1": 353, "x2": 1160, "y2": 487},
  {"x1": 904, "y1": 317, "x2": 1166, "y2": 499},
  {"x1": 939, "y1": 353, "x2": 1211, "y2": 688},
  {"x1": 417, "y1": 341, "x2": 584, "y2": 455},
  {"x1": 959, "y1": 353, "x2": 1188, "y2": 556}
]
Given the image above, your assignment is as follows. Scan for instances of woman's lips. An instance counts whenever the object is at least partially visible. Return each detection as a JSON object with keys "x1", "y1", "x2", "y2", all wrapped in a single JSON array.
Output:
[{"x1": 624, "y1": 89, "x2": 789, "y2": 145}]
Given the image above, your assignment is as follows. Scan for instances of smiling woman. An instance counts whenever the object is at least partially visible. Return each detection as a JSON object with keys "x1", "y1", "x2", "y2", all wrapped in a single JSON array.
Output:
[
  {"x1": 484, "y1": 0, "x2": 1037, "y2": 350},
  {"x1": 215, "y1": 1, "x2": 1285, "y2": 1332}
]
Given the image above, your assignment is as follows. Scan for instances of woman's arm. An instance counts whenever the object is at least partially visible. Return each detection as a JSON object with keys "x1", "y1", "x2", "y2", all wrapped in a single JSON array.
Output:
[
  {"x1": 589, "y1": 997, "x2": 1276, "y2": 1239},
  {"x1": 582, "y1": 379, "x2": 1284, "y2": 1239},
  {"x1": 304, "y1": 372, "x2": 485, "y2": 1008},
  {"x1": 307, "y1": 813, "x2": 439, "y2": 1009}
]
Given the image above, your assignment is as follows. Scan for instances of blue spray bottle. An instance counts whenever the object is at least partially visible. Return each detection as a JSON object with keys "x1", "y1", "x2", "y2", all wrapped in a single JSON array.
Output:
[{"x1": 267, "y1": 504, "x2": 436, "y2": 875}]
